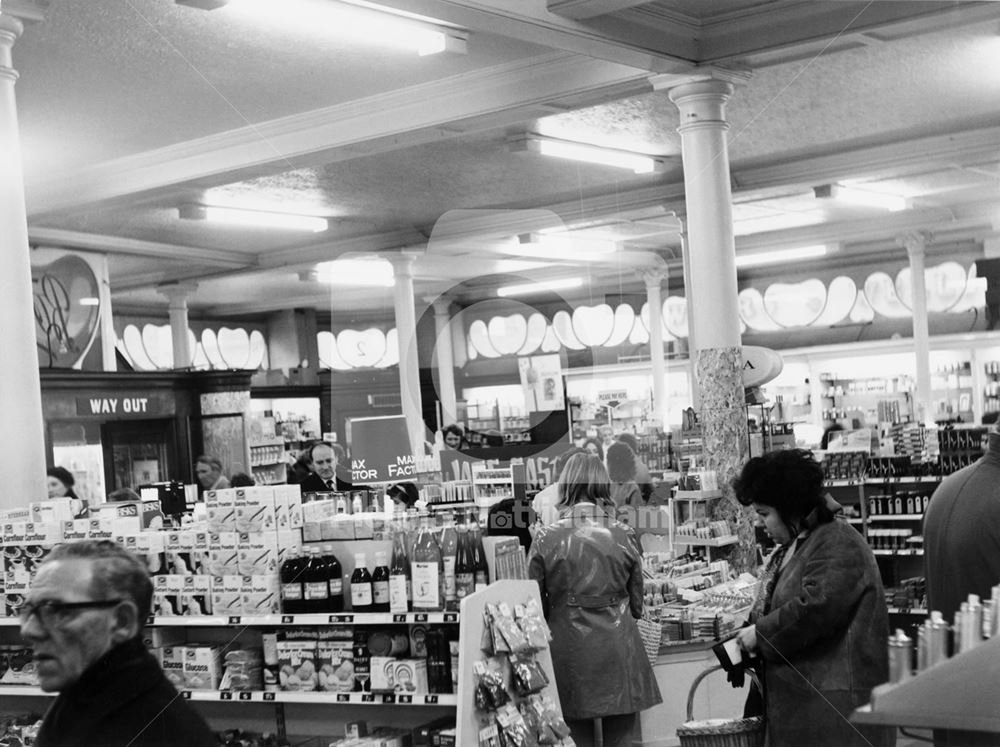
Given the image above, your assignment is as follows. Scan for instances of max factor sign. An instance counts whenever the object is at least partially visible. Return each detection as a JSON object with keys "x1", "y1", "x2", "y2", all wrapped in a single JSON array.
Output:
[{"x1": 76, "y1": 395, "x2": 166, "y2": 417}]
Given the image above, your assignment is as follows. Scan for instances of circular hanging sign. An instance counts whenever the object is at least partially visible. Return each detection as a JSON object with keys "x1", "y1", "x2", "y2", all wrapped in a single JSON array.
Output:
[{"x1": 742, "y1": 345, "x2": 783, "y2": 388}]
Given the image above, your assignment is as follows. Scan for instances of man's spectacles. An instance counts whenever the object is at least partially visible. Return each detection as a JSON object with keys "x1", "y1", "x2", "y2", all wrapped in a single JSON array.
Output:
[{"x1": 19, "y1": 599, "x2": 124, "y2": 628}]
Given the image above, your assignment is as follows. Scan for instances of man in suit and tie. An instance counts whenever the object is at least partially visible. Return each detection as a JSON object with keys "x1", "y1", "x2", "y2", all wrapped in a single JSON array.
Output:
[{"x1": 299, "y1": 442, "x2": 353, "y2": 493}]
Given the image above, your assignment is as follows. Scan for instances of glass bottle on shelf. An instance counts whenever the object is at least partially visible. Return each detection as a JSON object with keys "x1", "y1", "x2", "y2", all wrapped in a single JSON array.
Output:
[
  {"x1": 411, "y1": 516, "x2": 443, "y2": 611},
  {"x1": 279, "y1": 547, "x2": 304, "y2": 614},
  {"x1": 440, "y1": 516, "x2": 458, "y2": 611},
  {"x1": 372, "y1": 551, "x2": 391, "y2": 613},
  {"x1": 321, "y1": 543, "x2": 344, "y2": 613},
  {"x1": 302, "y1": 547, "x2": 330, "y2": 613},
  {"x1": 388, "y1": 525, "x2": 411, "y2": 613},
  {"x1": 467, "y1": 514, "x2": 489, "y2": 592},
  {"x1": 454, "y1": 523, "x2": 475, "y2": 603},
  {"x1": 350, "y1": 553, "x2": 374, "y2": 613}
]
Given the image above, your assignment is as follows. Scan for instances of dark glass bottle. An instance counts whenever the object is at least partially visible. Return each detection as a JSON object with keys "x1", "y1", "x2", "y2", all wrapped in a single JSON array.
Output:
[
  {"x1": 302, "y1": 547, "x2": 330, "y2": 613},
  {"x1": 454, "y1": 524, "x2": 475, "y2": 603},
  {"x1": 279, "y1": 547, "x2": 305, "y2": 614},
  {"x1": 321, "y1": 543, "x2": 344, "y2": 613},
  {"x1": 468, "y1": 518, "x2": 489, "y2": 592},
  {"x1": 350, "y1": 553, "x2": 374, "y2": 613},
  {"x1": 372, "y1": 550, "x2": 391, "y2": 613}
]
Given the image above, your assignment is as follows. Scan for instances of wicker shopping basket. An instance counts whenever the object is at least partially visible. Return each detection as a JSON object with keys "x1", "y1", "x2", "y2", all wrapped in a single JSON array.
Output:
[{"x1": 675, "y1": 665, "x2": 765, "y2": 747}]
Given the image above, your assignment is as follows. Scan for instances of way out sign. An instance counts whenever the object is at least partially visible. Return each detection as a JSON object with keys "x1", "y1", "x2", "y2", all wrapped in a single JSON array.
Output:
[{"x1": 348, "y1": 415, "x2": 416, "y2": 483}]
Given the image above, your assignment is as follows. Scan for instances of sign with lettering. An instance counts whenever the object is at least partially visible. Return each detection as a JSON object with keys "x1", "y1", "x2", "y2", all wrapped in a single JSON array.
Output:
[
  {"x1": 75, "y1": 393, "x2": 170, "y2": 418},
  {"x1": 348, "y1": 415, "x2": 414, "y2": 483},
  {"x1": 597, "y1": 390, "x2": 629, "y2": 405},
  {"x1": 32, "y1": 252, "x2": 102, "y2": 369},
  {"x1": 742, "y1": 346, "x2": 784, "y2": 388}
]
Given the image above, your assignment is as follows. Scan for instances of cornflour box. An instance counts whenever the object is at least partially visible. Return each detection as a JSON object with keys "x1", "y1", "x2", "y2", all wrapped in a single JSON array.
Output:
[
  {"x1": 29, "y1": 498, "x2": 74, "y2": 524},
  {"x1": 166, "y1": 531, "x2": 198, "y2": 575},
  {"x1": 316, "y1": 639, "x2": 355, "y2": 692},
  {"x1": 62, "y1": 520, "x2": 89, "y2": 541},
  {"x1": 87, "y1": 518, "x2": 116, "y2": 540},
  {"x1": 183, "y1": 645, "x2": 222, "y2": 690},
  {"x1": 277, "y1": 640, "x2": 318, "y2": 691},
  {"x1": 192, "y1": 531, "x2": 211, "y2": 575},
  {"x1": 153, "y1": 575, "x2": 184, "y2": 616}
]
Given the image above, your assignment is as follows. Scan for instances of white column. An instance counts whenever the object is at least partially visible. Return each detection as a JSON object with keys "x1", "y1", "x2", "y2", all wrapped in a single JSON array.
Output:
[
  {"x1": 658, "y1": 69, "x2": 754, "y2": 572},
  {"x1": 158, "y1": 282, "x2": 197, "y2": 370},
  {"x1": 900, "y1": 231, "x2": 933, "y2": 425},
  {"x1": 430, "y1": 297, "x2": 458, "y2": 427},
  {"x1": 392, "y1": 254, "x2": 425, "y2": 456},
  {"x1": 642, "y1": 267, "x2": 668, "y2": 428},
  {"x1": 0, "y1": 11, "x2": 46, "y2": 507}
]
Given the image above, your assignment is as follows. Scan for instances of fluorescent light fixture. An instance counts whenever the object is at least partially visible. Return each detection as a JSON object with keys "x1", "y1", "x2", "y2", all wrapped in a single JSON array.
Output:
[
  {"x1": 79, "y1": 297, "x2": 100, "y2": 306},
  {"x1": 815, "y1": 184, "x2": 907, "y2": 212},
  {"x1": 315, "y1": 258, "x2": 395, "y2": 287},
  {"x1": 179, "y1": 204, "x2": 329, "y2": 232},
  {"x1": 497, "y1": 277, "x2": 583, "y2": 297},
  {"x1": 505, "y1": 233, "x2": 618, "y2": 261},
  {"x1": 190, "y1": 0, "x2": 468, "y2": 56},
  {"x1": 511, "y1": 134, "x2": 667, "y2": 174},
  {"x1": 736, "y1": 245, "x2": 828, "y2": 268}
]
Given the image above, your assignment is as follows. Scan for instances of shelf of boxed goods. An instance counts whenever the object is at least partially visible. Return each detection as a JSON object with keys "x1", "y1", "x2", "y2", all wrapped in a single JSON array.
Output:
[{"x1": 672, "y1": 535, "x2": 739, "y2": 548}]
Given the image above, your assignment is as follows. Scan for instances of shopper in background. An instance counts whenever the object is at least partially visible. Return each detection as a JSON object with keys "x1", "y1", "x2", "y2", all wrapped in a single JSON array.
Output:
[
  {"x1": 733, "y1": 449, "x2": 893, "y2": 747},
  {"x1": 532, "y1": 447, "x2": 584, "y2": 527},
  {"x1": 606, "y1": 441, "x2": 641, "y2": 512},
  {"x1": 47, "y1": 466, "x2": 88, "y2": 519},
  {"x1": 615, "y1": 433, "x2": 653, "y2": 503},
  {"x1": 107, "y1": 487, "x2": 140, "y2": 502},
  {"x1": 528, "y1": 454, "x2": 661, "y2": 747},
  {"x1": 387, "y1": 481, "x2": 421, "y2": 509},
  {"x1": 286, "y1": 449, "x2": 313, "y2": 485},
  {"x1": 194, "y1": 455, "x2": 230, "y2": 492},
  {"x1": 230, "y1": 472, "x2": 255, "y2": 488},
  {"x1": 580, "y1": 437, "x2": 604, "y2": 461},
  {"x1": 21, "y1": 540, "x2": 217, "y2": 747},
  {"x1": 440, "y1": 423, "x2": 469, "y2": 450},
  {"x1": 299, "y1": 441, "x2": 353, "y2": 492}
]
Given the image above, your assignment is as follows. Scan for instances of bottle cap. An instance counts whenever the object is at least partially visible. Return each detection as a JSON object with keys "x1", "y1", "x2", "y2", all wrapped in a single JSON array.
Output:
[
  {"x1": 930, "y1": 610, "x2": 943, "y2": 623},
  {"x1": 355, "y1": 553, "x2": 366, "y2": 566},
  {"x1": 375, "y1": 551, "x2": 388, "y2": 565},
  {"x1": 969, "y1": 594, "x2": 981, "y2": 605}
]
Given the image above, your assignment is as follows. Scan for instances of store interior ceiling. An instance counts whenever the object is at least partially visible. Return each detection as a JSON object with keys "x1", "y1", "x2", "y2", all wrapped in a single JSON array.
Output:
[{"x1": 10, "y1": 0, "x2": 1000, "y2": 322}]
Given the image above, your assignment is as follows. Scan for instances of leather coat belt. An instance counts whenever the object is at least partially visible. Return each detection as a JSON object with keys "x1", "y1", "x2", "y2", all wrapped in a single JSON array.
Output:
[{"x1": 566, "y1": 593, "x2": 626, "y2": 608}]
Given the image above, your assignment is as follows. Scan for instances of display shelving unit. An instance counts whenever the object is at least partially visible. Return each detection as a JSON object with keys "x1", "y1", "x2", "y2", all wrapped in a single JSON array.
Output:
[{"x1": 248, "y1": 436, "x2": 287, "y2": 486}]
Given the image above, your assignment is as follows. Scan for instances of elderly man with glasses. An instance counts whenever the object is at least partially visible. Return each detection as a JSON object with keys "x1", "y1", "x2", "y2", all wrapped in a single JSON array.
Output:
[{"x1": 20, "y1": 540, "x2": 217, "y2": 747}]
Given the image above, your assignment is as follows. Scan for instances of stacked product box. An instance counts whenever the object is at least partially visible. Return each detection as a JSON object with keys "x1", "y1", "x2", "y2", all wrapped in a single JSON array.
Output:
[{"x1": 300, "y1": 490, "x2": 388, "y2": 543}]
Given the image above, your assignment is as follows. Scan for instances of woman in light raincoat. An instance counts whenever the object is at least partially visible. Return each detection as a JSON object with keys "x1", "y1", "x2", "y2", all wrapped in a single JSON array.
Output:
[{"x1": 528, "y1": 453, "x2": 661, "y2": 747}]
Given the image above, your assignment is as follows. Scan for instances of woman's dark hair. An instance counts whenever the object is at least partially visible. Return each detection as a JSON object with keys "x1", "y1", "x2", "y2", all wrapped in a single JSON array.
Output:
[
  {"x1": 552, "y1": 447, "x2": 585, "y2": 483},
  {"x1": 557, "y1": 453, "x2": 612, "y2": 509},
  {"x1": 441, "y1": 424, "x2": 466, "y2": 443},
  {"x1": 230, "y1": 473, "x2": 255, "y2": 487},
  {"x1": 47, "y1": 466, "x2": 75, "y2": 488},
  {"x1": 387, "y1": 482, "x2": 420, "y2": 508},
  {"x1": 616, "y1": 432, "x2": 640, "y2": 452},
  {"x1": 581, "y1": 437, "x2": 604, "y2": 461},
  {"x1": 606, "y1": 442, "x2": 637, "y2": 483},
  {"x1": 733, "y1": 448, "x2": 832, "y2": 529}
]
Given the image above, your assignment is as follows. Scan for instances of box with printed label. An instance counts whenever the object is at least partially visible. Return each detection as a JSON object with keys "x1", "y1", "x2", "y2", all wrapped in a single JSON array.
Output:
[
  {"x1": 159, "y1": 645, "x2": 186, "y2": 689},
  {"x1": 277, "y1": 640, "x2": 319, "y2": 691},
  {"x1": 210, "y1": 575, "x2": 243, "y2": 616},
  {"x1": 272, "y1": 490, "x2": 290, "y2": 530},
  {"x1": 205, "y1": 488, "x2": 237, "y2": 531},
  {"x1": 153, "y1": 574, "x2": 184, "y2": 616},
  {"x1": 182, "y1": 575, "x2": 212, "y2": 616},
  {"x1": 275, "y1": 529, "x2": 303, "y2": 566},
  {"x1": 0, "y1": 647, "x2": 37, "y2": 685},
  {"x1": 22, "y1": 522, "x2": 63, "y2": 545},
  {"x1": 192, "y1": 531, "x2": 211, "y2": 575},
  {"x1": 29, "y1": 498, "x2": 75, "y2": 524},
  {"x1": 235, "y1": 487, "x2": 276, "y2": 533},
  {"x1": 62, "y1": 519, "x2": 89, "y2": 541},
  {"x1": 166, "y1": 531, "x2": 197, "y2": 575},
  {"x1": 207, "y1": 532, "x2": 239, "y2": 576},
  {"x1": 370, "y1": 656, "x2": 396, "y2": 692},
  {"x1": 237, "y1": 532, "x2": 278, "y2": 576},
  {"x1": 320, "y1": 516, "x2": 355, "y2": 541},
  {"x1": 241, "y1": 574, "x2": 279, "y2": 615},
  {"x1": 183, "y1": 645, "x2": 223, "y2": 690},
  {"x1": 392, "y1": 659, "x2": 428, "y2": 694},
  {"x1": 316, "y1": 639, "x2": 355, "y2": 692},
  {"x1": 284, "y1": 486, "x2": 304, "y2": 529},
  {"x1": 87, "y1": 518, "x2": 116, "y2": 540}
]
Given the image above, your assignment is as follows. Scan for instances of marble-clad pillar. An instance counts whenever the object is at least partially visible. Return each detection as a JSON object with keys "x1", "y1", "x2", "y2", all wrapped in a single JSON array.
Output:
[
  {"x1": 0, "y1": 9, "x2": 46, "y2": 507},
  {"x1": 429, "y1": 297, "x2": 458, "y2": 429},
  {"x1": 392, "y1": 254, "x2": 425, "y2": 456},
  {"x1": 899, "y1": 231, "x2": 933, "y2": 425},
  {"x1": 642, "y1": 268, "x2": 668, "y2": 428},
  {"x1": 656, "y1": 69, "x2": 754, "y2": 570},
  {"x1": 158, "y1": 282, "x2": 198, "y2": 370}
]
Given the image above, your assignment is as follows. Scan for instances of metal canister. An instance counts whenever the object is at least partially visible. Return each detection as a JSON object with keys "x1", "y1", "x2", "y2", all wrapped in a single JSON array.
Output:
[
  {"x1": 916, "y1": 624, "x2": 927, "y2": 672},
  {"x1": 888, "y1": 629, "x2": 913, "y2": 684},
  {"x1": 928, "y1": 611, "x2": 949, "y2": 667}
]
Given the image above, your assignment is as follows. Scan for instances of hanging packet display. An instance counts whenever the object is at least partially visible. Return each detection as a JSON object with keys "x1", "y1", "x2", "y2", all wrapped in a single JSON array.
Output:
[
  {"x1": 510, "y1": 654, "x2": 549, "y2": 697},
  {"x1": 494, "y1": 603, "x2": 530, "y2": 654},
  {"x1": 515, "y1": 601, "x2": 551, "y2": 651},
  {"x1": 473, "y1": 659, "x2": 510, "y2": 712},
  {"x1": 495, "y1": 703, "x2": 539, "y2": 747}
]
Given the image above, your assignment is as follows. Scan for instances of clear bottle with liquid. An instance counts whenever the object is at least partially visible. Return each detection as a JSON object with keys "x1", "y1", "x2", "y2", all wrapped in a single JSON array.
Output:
[
  {"x1": 321, "y1": 543, "x2": 344, "y2": 613},
  {"x1": 372, "y1": 551, "x2": 391, "y2": 613},
  {"x1": 411, "y1": 516, "x2": 443, "y2": 611},
  {"x1": 440, "y1": 517, "x2": 458, "y2": 611},
  {"x1": 350, "y1": 553, "x2": 374, "y2": 613},
  {"x1": 388, "y1": 527, "x2": 411, "y2": 613}
]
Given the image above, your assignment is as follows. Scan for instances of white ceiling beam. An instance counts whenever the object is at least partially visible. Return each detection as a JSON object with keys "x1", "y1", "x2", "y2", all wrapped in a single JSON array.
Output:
[
  {"x1": 26, "y1": 53, "x2": 654, "y2": 218},
  {"x1": 28, "y1": 227, "x2": 253, "y2": 268},
  {"x1": 547, "y1": 0, "x2": 655, "y2": 21}
]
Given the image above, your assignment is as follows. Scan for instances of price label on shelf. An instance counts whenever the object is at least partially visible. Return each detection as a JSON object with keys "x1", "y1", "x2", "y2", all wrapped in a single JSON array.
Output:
[
  {"x1": 238, "y1": 692, "x2": 253, "y2": 701},
  {"x1": 414, "y1": 613, "x2": 428, "y2": 622},
  {"x1": 361, "y1": 693, "x2": 375, "y2": 703},
  {"x1": 382, "y1": 694, "x2": 396, "y2": 704},
  {"x1": 263, "y1": 692, "x2": 276, "y2": 702},
  {"x1": 392, "y1": 614, "x2": 407, "y2": 623},
  {"x1": 329, "y1": 614, "x2": 355, "y2": 624},
  {"x1": 181, "y1": 691, "x2": 192, "y2": 699},
  {"x1": 336, "y1": 694, "x2": 350, "y2": 703},
  {"x1": 228, "y1": 616, "x2": 242, "y2": 625},
  {"x1": 398, "y1": 695, "x2": 412, "y2": 704},
  {"x1": 281, "y1": 615, "x2": 294, "y2": 624},
  {"x1": 424, "y1": 695, "x2": 439, "y2": 704},
  {"x1": 220, "y1": 691, "x2": 233, "y2": 700},
  {"x1": 443, "y1": 613, "x2": 458, "y2": 623}
]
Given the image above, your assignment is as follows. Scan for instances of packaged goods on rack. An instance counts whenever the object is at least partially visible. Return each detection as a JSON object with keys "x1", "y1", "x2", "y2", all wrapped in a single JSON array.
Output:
[
  {"x1": 675, "y1": 520, "x2": 732, "y2": 540},
  {"x1": 0, "y1": 713, "x2": 42, "y2": 746}
]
